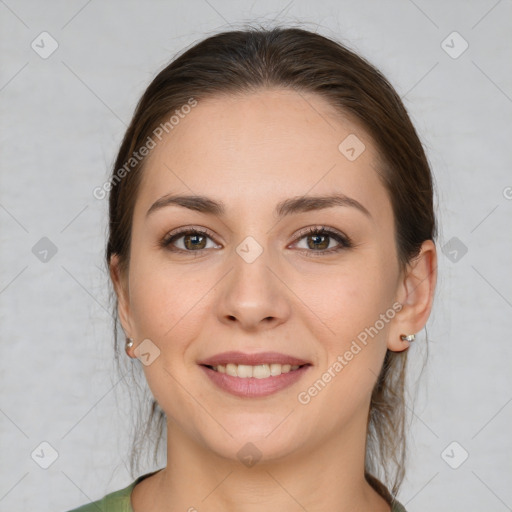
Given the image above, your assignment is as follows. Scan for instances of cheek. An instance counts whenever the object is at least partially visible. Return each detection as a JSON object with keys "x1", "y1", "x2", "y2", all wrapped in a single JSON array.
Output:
[
  {"x1": 301, "y1": 267, "x2": 395, "y2": 414},
  {"x1": 303, "y1": 255, "x2": 396, "y2": 389},
  {"x1": 127, "y1": 254, "x2": 211, "y2": 348},
  {"x1": 313, "y1": 260, "x2": 394, "y2": 333},
  {"x1": 129, "y1": 273, "x2": 171, "y2": 338}
]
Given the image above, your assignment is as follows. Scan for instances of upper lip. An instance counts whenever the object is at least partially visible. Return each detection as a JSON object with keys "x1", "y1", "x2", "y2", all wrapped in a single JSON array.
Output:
[{"x1": 198, "y1": 351, "x2": 311, "y2": 367}]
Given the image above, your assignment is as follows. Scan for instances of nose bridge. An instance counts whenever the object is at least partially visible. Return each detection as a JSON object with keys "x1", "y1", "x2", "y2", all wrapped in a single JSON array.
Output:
[
  {"x1": 231, "y1": 233, "x2": 277, "y2": 305},
  {"x1": 216, "y1": 232, "x2": 290, "y2": 328}
]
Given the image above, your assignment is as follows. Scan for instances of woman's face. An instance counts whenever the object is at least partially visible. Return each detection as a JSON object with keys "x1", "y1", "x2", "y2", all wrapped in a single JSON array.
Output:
[{"x1": 113, "y1": 88, "x2": 413, "y2": 462}]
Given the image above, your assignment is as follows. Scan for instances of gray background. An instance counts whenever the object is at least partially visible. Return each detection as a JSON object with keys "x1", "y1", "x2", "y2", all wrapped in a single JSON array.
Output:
[{"x1": 1, "y1": 0, "x2": 511, "y2": 510}]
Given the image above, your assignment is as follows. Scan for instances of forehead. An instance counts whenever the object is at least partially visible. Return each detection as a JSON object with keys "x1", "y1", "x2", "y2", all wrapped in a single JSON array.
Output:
[{"x1": 135, "y1": 88, "x2": 391, "y2": 224}]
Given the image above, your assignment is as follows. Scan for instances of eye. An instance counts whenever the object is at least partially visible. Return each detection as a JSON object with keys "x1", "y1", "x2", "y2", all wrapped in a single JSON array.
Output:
[
  {"x1": 291, "y1": 226, "x2": 353, "y2": 256},
  {"x1": 160, "y1": 228, "x2": 220, "y2": 253},
  {"x1": 160, "y1": 225, "x2": 353, "y2": 256}
]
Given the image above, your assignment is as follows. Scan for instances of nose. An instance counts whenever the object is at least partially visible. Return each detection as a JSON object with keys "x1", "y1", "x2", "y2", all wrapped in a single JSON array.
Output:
[{"x1": 215, "y1": 243, "x2": 291, "y2": 331}]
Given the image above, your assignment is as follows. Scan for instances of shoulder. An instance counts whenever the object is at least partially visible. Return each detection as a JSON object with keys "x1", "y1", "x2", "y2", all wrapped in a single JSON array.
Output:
[
  {"x1": 63, "y1": 469, "x2": 163, "y2": 512},
  {"x1": 391, "y1": 500, "x2": 408, "y2": 512},
  {"x1": 365, "y1": 472, "x2": 408, "y2": 512},
  {"x1": 63, "y1": 479, "x2": 137, "y2": 512}
]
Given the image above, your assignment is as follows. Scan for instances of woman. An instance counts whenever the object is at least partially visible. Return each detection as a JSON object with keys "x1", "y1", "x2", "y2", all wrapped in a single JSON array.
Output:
[{"x1": 68, "y1": 26, "x2": 437, "y2": 512}]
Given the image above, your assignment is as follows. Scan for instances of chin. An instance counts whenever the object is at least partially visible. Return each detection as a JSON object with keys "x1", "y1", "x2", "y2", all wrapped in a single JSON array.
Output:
[{"x1": 198, "y1": 420, "x2": 307, "y2": 466}]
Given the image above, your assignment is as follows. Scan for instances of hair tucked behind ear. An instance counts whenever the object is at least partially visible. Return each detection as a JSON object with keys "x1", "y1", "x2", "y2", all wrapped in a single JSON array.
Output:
[{"x1": 106, "y1": 24, "x2": 437, "y2": 501}]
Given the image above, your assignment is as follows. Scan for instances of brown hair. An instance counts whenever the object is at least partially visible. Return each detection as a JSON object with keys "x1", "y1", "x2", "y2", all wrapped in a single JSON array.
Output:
[{"x1": 106, "y1": 25, "x2": 437, "y2": 501}]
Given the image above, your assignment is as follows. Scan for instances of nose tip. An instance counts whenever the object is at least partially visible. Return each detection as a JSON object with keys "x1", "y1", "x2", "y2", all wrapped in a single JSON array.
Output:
[{"x1": 217, "y1": 251, "x2": 290, "y2": 331}]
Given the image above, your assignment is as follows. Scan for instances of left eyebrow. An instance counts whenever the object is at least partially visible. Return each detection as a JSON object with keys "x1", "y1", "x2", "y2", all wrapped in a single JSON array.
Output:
[{"x1": 145, "y1": 193, "x2": 372, "y2": 220}]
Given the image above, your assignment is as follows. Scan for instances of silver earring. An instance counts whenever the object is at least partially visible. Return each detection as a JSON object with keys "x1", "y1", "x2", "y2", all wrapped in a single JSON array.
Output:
[
  {"x1": 125, "y1": 337, "x2": 134, "y2": 356},
  {"x1": 400, "y1": 334, "x2": 415, "y2": 342}
]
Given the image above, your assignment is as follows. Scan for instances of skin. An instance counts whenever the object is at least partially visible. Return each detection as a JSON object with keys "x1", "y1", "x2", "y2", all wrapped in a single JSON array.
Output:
[{"x1": 110, "y1": 88, "x2": 437, "y2": 512}]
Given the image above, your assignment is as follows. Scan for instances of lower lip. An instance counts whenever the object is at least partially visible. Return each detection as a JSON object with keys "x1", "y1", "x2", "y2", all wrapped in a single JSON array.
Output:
[{"x1": 200, "y1": 365, "x2": 310, "y2": 398}]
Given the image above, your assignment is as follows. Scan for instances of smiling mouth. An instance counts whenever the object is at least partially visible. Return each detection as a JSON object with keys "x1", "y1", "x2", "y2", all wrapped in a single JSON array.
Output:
[{"x1": 202, "y1": 363, "x2": 308, "y2": 378}]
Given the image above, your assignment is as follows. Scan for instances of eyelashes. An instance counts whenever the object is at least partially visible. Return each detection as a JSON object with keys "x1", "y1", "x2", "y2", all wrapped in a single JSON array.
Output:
[
  {"x1": 291, "y1": 226, "x2": 353, "y2": 255},
  {"x1": 159, "y1": 225, "x2": 353, "y2": 257},
  {"x1": 160, "y1": 227, "x2": 218, "y2": 253}
]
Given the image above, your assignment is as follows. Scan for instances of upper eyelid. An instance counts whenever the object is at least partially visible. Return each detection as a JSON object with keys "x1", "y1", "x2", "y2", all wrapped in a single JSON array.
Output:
[
  {"x1": 163, "y1": 226, "x2": 218, "y2": 242},
  {"x1": 294, "y1": 225, "x2": 346, "y2": 238}
]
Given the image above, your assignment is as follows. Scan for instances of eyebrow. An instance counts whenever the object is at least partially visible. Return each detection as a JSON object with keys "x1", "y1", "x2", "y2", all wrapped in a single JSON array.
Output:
[{"x1": 145, "y1": 193, "x2": 372, "y2": 220}]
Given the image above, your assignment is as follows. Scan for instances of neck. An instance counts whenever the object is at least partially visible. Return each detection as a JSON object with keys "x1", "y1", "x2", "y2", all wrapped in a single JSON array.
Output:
[{"x1": 145, "y1": 407, "x2": 391, "y2": 512}]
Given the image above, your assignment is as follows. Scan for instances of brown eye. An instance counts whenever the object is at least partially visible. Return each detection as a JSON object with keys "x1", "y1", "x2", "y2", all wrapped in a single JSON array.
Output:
[
  {"x1": 293, "y1": 226, "x2": 352, "y2": 255},
  {"x1": 161, "y1": 228, "x2": 219, "y2": 252},
  {"x1": 305, "y1": 233, "x2": 330, "y2": 250},
  {"x1": 182, "y1": 233, "x2": 207, "y2": 250}
]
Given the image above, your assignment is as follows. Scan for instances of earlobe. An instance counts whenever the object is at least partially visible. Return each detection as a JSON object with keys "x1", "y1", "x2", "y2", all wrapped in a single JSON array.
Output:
[{"x1": 387, "y1": 240, "x2": 437, "y2": 352}]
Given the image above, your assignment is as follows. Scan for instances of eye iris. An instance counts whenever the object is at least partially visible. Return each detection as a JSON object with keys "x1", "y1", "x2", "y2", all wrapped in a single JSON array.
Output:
[
  {"x1": 307, "y1": 233, "x2": 329, "y2": 250},
  {"x1": 184, "y1": 234, "x2": 207, "y2": 250}
]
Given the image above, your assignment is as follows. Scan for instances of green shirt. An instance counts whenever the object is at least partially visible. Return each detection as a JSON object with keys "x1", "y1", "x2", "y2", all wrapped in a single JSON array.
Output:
[{"x1": 65, "y1": 470, "x2": 408, "y2": 511}]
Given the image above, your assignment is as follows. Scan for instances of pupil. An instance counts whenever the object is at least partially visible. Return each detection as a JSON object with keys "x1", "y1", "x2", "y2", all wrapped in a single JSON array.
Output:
[
  {"x1": 309, "y1": 234, "x2": 328, "y2": 250},
  {"x1": 185, "y1": 234, "x2": 205, "y2": 250}
]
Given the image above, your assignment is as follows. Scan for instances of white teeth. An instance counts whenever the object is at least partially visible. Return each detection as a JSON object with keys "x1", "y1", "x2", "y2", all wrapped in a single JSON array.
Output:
[
  {"x1": 237, "y1": 364, "x2": 253, "y2": 378},
  {"x1": 270, "y1": 363, "x2": 282, "y2": 376},
  {"x1": 252, "y1": 364, "x2": 270, "y2": 379},
  {"x1": 212, "y1": 363, "x2": 300, "y2": 378},
  {"x1": 226, "y1": 363, "x2": 238, "y2": 377}
]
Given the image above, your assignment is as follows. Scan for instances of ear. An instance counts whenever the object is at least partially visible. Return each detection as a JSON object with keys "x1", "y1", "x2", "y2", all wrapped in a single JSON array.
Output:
[
  {"x1": 109, "y1": 253, "x2": 135, "y2": 352},
  {"x1": 388, "y1": 240, "x2": 437, "y2": 352}
]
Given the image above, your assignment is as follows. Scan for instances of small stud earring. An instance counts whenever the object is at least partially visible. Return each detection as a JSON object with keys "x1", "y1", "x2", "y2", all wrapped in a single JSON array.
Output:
[
  {"x1": 125, "y1": 337, "x2": 134, "y2": 356},
  {"x1": 400, "y1": 334, "x2": 415, "y2": 342}
]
